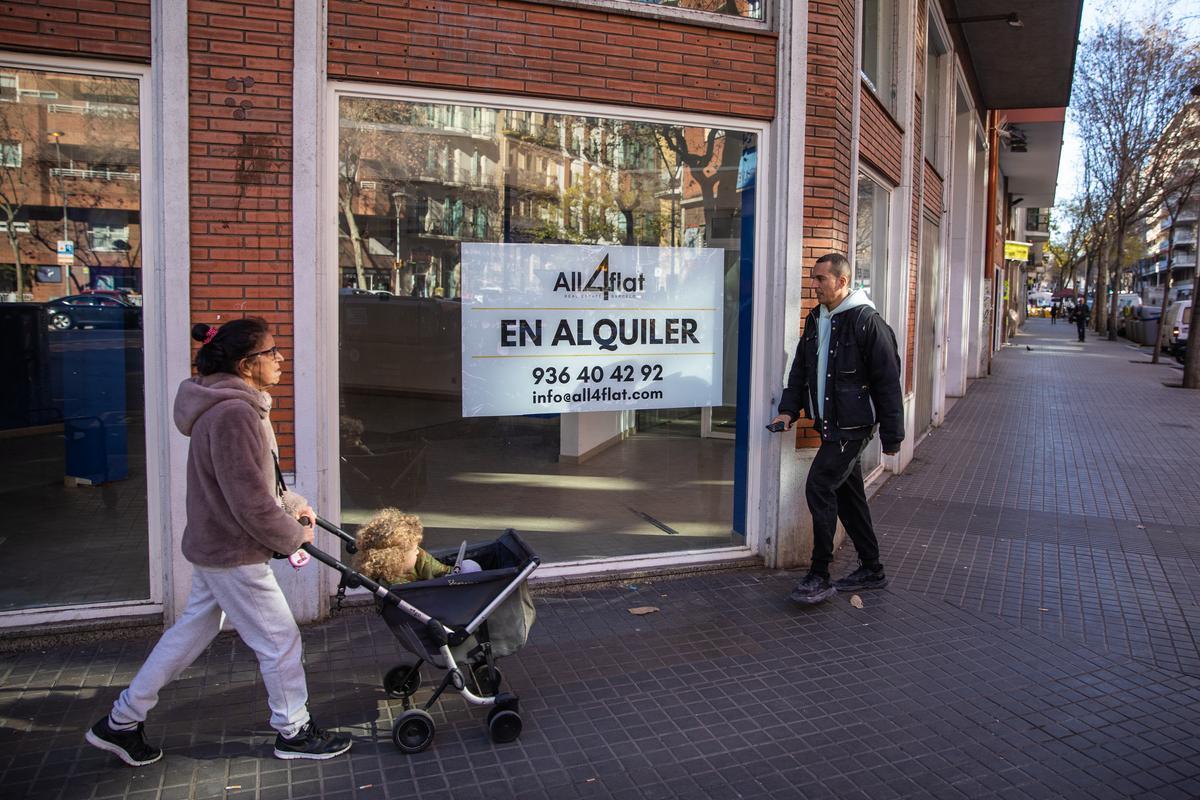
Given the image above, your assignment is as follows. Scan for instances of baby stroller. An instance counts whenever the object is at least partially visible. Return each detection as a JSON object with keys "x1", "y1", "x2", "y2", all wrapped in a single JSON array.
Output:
[{"x1": 300, "y1": 517, "x2": 539, "y2": 753}]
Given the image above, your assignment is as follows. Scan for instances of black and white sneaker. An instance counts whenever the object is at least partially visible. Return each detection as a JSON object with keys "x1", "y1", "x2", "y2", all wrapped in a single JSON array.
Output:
[
  {"x1": 789, "y1": 572, "x2": 837, "y2": 605},
  {"x1": 84, "y1": 717, "x2": 163, "y2": 767},
  {"x1": 273, "y1": 721, "x2": 352, "y2": 760},
  {"x1": 833, "y1": 564, "x2": 890, "y2": 592}
]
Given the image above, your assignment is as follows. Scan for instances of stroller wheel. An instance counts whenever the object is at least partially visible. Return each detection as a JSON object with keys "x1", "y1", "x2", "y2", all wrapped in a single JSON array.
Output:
[
  {"x1": 471, "y1": 663, "x2": 503, "y2": 696},
  {"x1": 392, "y1": 709, "x2": 436, "y2": 753},
  {"x1": 487, "y1": 707, "x2": 522, "y2": 744},
  {"x1": 383, "y1": 664, "x2": 422, "y2": 699}
]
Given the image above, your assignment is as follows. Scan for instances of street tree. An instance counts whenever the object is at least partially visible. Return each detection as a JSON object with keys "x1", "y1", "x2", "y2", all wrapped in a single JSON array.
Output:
[{"x1": 1073, "y1": 17, "x2": 1199, "y2": 340}]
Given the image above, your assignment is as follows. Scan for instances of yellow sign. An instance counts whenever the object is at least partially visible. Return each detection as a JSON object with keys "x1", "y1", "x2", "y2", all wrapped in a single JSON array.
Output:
[{"x1": 1004, "y1": 241, "x2": 1031, "y2": 261}]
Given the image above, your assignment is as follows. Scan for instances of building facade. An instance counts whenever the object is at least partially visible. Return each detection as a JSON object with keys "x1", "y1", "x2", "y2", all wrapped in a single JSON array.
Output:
[{"x1": 0, "y1": 0, "x2": 1079, "y2": 633}]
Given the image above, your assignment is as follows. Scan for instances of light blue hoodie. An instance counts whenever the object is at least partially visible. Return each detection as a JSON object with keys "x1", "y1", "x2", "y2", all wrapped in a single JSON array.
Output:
[{"x1": 816, "y1": 288, "x2": 876, "y2": 419}]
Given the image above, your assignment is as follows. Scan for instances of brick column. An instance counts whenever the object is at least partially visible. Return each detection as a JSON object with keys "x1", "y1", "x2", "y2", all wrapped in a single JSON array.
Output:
[{"x1": 188, "y1": 0, "x2": 297, "y2": 465}]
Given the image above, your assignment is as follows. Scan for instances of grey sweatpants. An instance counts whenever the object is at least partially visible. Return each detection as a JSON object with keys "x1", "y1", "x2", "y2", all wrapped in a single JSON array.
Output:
[{"x1": 110, "y1": 563, "x2": 310, "y2": 739}]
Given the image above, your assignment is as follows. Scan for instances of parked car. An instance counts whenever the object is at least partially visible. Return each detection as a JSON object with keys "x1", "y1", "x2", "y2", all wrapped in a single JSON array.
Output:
[
  {"x1": 82, "y1": 287, "x2": 142, "y2": 306},
  {"x1": 1164, "y1": 299, "x2": 1191, "y2": 358},
  {"x1": 44, "y1": 294, "x2": 141, "y2": 330}
]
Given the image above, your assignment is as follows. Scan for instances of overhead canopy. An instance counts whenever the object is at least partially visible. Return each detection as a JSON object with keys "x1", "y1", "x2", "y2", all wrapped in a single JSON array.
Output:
[
  {"x1": 949, "y1": 0, "x2": 1084, "y2": 110},
  {"x1": 997, "y1": 108, "x2": 1067, "y2": 209},
  {"x1": 949, "y1": 0, "x2": 1084, "y2": 210}
]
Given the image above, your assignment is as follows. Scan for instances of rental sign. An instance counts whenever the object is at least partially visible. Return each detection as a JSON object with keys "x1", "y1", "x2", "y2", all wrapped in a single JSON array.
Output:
[{"x1": 460, "y1": 244, "x2": 724, "y2": 418}]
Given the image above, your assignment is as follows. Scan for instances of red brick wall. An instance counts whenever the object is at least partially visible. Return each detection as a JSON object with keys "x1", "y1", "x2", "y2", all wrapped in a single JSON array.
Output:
[
  {"x1": 858, "y1": 84, "x2": 903, "y2": 186},
  {"x1": 793, "y1": 0, "x2": 857, "y2": 447},
  {"x1": 188, "y1": 0, "x2": 298, "y2": 463},
  {"x1": 2, "y1": 0, "x2": 151, "y2": 61},
  {"x1": 327, "y1": 0, "x2": 777, "y2": 120},
  {"x1": 923, "y1": 159, "x2": 943, "y2": 219}
]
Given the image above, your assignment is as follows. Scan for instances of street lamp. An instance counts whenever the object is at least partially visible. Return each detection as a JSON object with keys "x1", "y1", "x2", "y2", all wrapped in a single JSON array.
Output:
[{"x1": 47, "y1": 130, "x2": 70, "y2": 289}]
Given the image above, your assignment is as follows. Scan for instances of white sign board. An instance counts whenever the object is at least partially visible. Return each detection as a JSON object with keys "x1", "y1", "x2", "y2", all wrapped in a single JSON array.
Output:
[
  {"x1": 461, "y1": 244, "x2": 724, "y2": 418},
  {"x1": 56, "y1": 240, "x2": 74, "y2": 266}
]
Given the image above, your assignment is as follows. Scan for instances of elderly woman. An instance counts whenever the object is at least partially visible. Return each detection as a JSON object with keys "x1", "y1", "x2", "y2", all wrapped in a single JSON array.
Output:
[{"x1": 85, "y1": 318, "x2": 351, "y2": 765}]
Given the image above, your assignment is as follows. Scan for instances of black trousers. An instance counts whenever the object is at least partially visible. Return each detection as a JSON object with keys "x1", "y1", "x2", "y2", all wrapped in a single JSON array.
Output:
[
  {"x1": 1076, "y1": 320, "x2": 1086, "y2": 341},
  {"x1": 805, "y1": 437, "x2": 880, "y2": 577}
]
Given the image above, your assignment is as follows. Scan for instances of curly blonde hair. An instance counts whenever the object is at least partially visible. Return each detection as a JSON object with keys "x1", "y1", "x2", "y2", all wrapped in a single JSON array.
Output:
[{"x1": 353, "y1": 508, "x2": 423, "y2": 584}]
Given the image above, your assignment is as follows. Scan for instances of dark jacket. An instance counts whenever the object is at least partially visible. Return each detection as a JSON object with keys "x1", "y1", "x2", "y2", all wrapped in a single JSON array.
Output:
[{"x1": 778, "y1": 304, "x2": 905, "y2": 451}]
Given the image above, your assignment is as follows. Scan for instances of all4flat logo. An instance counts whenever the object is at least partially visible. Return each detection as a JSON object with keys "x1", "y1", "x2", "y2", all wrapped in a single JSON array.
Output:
[{"x1": 552, "y1": 254, "x2": 646, "y2": 300}]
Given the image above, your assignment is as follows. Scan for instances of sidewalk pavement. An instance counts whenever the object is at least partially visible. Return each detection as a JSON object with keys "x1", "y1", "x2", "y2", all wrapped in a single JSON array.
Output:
[{"x1": 2, "y1": 318, "x2": 1199, "y2": 800}]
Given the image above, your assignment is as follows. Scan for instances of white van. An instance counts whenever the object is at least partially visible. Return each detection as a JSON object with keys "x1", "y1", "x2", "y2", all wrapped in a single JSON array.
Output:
[{"x1": 1164, "y1": 299, "x2": 1191, "y2": 357}]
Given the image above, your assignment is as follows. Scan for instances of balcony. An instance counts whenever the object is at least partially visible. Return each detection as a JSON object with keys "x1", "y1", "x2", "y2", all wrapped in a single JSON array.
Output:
[
  {"x1": 50, "y1": 167, "x2": 140, "y2": 182},
  {"x1": 47, "y1": 102, "x2": 137, "y2": 119}
]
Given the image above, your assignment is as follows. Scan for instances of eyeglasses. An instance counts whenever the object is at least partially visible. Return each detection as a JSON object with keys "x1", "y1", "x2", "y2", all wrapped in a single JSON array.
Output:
[{"x1": 245, "y1": 345, "x2": 281, "y2": 360}]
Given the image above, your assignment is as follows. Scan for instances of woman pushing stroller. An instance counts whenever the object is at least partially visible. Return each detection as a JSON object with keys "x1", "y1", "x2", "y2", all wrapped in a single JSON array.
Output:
[{"x1": 85, "y1": 318, "x2": 352, "y2": 766}]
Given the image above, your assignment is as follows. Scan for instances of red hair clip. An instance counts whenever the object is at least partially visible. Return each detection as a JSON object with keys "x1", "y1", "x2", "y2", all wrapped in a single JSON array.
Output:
[{"x1": 203, "y1": 326, "x2": 218, "y2": 344}]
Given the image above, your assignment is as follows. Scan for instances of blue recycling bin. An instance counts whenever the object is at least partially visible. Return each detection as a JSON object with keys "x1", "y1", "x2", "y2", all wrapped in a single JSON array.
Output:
[{"x1": 61, "y1": 331, "x2": 129, "y2": 484}]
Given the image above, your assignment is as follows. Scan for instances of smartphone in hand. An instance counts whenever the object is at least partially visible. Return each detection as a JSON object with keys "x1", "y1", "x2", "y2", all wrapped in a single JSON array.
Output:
[{"x1": 765, "y1": 421, "x2": 788, "y2": 433}]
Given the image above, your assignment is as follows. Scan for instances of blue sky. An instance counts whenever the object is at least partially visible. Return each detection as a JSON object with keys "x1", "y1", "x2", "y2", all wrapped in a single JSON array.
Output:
[{"x1": 1054, "y1": 0, "x2": 1200, "y2": 204}]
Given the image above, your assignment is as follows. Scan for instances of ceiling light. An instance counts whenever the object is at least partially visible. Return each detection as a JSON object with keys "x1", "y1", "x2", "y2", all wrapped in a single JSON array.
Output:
[{"x1": 947, "y1": 12, "x2": 1024, "y2": 28}]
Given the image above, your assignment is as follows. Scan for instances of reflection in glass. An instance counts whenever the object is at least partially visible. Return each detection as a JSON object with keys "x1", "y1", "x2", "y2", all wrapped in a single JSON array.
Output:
[
  {"x1": 337, "y1": 99, "x2": 757, "y2": 563},
  {"x1": 855, "y1": 173, "x2": 891, "y2": 476},
  {"x1": 627, "y1": 0, "x2": 764, "y2": 20},
  {"x1": 0, "y1": 67, "x2": 146, "y2": 610}
]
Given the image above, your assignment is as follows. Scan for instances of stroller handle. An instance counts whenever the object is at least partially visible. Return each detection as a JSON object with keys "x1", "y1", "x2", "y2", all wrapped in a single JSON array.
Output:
[{"x1": 299, "y1": 515, "x2": 357, "y2": 554}]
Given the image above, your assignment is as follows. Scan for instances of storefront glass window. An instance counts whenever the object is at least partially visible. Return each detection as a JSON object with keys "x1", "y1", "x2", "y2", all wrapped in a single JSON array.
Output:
[
  {"x1": 337, "y1": 97, "x2": 758, "y2": 562},
  {"x1": 0, "y1": 66, "x2": 147, "y2": 610},
  {"x1": 612, "y1": 0, "x2": 764, "y2": 20},
  {"x1": 855, "y1": 172, "x2": 891, "y2": 475}
]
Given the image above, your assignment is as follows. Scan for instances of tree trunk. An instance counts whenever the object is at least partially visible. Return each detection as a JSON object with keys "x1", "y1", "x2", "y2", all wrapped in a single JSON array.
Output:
[
  {"x1": 1108, "y1": 224, "x2": 1124, "y2": 341},
  {"x1": 6, "y1": 231, "x2": 21, "y2": 299},
  {"x1": 340, "y1": 192, "x2": 367, "y2": 289},
  {"x1": 1184, "y1": 314, "x2": 1200, "y2": 388},
  {"x1": 1095, "y1": 262, "x2": 1108, "y2": 335}
]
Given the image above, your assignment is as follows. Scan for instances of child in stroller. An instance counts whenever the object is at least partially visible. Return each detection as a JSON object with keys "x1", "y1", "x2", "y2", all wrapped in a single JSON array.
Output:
[
  {"x1": 353, "y1": 508, "x2": 455, "y2": 585},
  {"x1": 297, "y1": 514, "x2": 538, "y2": 753}
]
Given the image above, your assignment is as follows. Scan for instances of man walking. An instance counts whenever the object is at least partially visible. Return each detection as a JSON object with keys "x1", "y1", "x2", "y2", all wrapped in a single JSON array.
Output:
[
  {"x1": 769, "y1": 253, "x2": 904, "y2": 605},
  {"x1": 1073, "y1": 299, "x2": 1088, "y2": 342}
]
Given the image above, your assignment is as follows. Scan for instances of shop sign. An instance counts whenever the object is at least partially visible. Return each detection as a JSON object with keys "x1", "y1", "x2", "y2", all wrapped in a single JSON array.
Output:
[
  {"x1": 1004, "y1": 240, "x2": 1031, "y2": 262},
  {"x1": 461, "y1": 244, "x2": 724, "y2": 417},
  {"x1": 56, "y1": 240, "x2": 74, "y2": 265}
]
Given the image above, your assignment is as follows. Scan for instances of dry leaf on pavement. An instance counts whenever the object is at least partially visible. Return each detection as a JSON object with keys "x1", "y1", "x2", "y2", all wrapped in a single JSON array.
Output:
[
  {"x1": 849, "y1": 595, "x2": 864, "y2": 609},
  {"x1": 628, "y1": 606, "x2": 660, "y2": 616}
]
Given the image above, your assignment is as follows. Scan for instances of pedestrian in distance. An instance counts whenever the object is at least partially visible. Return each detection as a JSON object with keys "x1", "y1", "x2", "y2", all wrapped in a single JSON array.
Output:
[
  {"x1": 768, "y1": 253, "x2": 905, "y2": 605},
  {"x1": 85, "y1": 318, "x2": 352, "y2": 767},
  {"x1": 1050, "y1": 302, "x2": 1059, "y2": 325},
  {"x1": 1073, "y1": 300, "x2": 1089, "y2": 342}
]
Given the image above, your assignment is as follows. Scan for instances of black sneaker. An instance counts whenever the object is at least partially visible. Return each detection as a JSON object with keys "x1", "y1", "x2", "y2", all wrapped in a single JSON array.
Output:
[
  {"x1": 833, "y1": 564, "x2": 890, "y2": 592},
  {"x1": 84, "y1": 717, "x2": 163, "y2": 767},
  {"x1": 273, "y1": 721, "x2": 352, "y2": 760},
  {"x1": 789, "y1": 572, "x2": 837, "y2": 605}
]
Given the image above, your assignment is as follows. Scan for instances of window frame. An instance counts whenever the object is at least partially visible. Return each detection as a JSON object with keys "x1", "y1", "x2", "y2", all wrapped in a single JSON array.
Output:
[
  {"x1": 312, "y1": 82, "x2": 774, "y2": 580},
  {"x1": 0, "y1": 50, "x2": 177, "y2": 630},
  {"x1": 539, "y1": 0, "x2": 773, "y2": 31},
  {"x1": 860, "y1": 0, "x2": 898, "y2": 115},
  {"x1": 0, "y1": 140, "x2": 20, "y2": 168},
  {"x1": 923, "y1": 9, "x2": 951, "y2": 174}
]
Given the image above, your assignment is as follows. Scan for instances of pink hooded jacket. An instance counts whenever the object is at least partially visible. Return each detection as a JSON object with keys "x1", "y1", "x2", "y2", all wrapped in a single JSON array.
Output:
[{"x1": 174, "y1": 374, "x2": 308, "y2": 567}]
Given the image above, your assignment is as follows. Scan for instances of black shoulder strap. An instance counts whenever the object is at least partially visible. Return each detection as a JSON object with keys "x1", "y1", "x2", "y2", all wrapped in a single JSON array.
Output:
[{"x1": 272, "y1": 451, "x2": 286, "y2": 498}]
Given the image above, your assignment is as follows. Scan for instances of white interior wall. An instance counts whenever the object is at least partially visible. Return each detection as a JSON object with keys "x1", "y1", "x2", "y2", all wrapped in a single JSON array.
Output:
[{"x1": 559, "y1": 412, "x2": 635, "y2": 462}]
